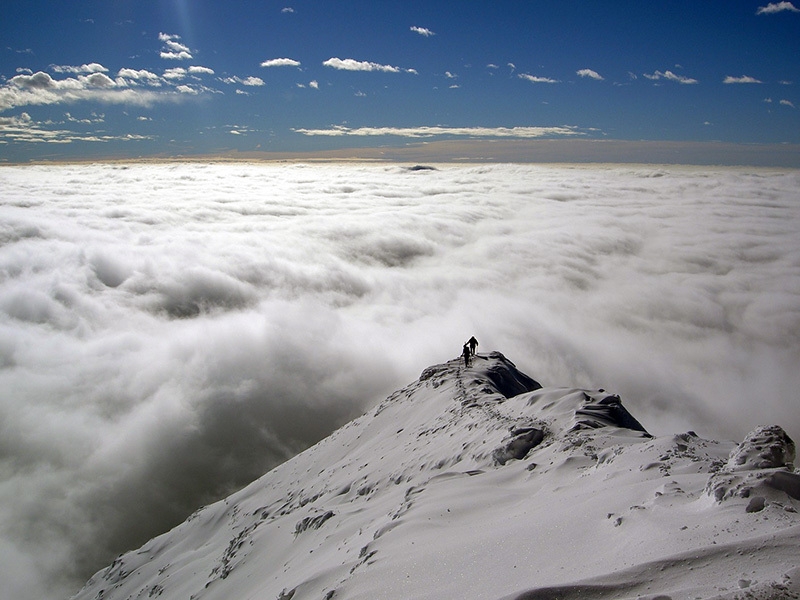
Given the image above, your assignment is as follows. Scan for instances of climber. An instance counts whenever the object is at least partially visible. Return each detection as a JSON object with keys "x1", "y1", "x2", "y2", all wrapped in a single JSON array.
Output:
[
  {"x1": 468, "y1": 336, "x2": 478, "y2": 356},
  {"x1": 462, "y1": 343, "x2": 471, "y2": 368}
]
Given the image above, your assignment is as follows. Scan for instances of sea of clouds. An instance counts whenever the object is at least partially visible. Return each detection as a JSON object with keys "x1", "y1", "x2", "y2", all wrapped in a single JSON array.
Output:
[{"x1": 1, "y1": 162, "x2": 798, "y2": 600}]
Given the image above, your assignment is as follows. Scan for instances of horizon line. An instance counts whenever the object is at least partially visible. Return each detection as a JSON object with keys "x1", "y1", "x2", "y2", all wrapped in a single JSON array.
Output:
[{"x1": 3, "y1": 139, "x2": 799, "y2": 169}]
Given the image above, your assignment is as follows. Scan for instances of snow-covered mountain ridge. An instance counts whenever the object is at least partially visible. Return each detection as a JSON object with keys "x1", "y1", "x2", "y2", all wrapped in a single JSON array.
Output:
[{"x1": 72, "y1": 352, "x2": 800, "y2": 600}]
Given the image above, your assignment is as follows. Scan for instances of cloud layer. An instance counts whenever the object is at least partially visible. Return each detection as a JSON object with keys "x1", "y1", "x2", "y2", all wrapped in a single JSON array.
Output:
[
  {"x1": 0, "y1": 163, "x2": 798, "y2": 600},
  {"x1": 292, "y1": 125, "x2": 582, "y2": 138}
]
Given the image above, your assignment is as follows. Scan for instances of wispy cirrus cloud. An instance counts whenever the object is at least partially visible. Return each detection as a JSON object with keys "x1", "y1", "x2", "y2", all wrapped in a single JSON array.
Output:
[
  {"x1": 260, "y1": 58, "x2": 301, "y2": 68},
  {"x1": 724, "y1": 75, "x2": 762, "y2": 84},
  {"x1": 519, "y1": 73, "x2": 560, "y2": 84},
  {"x1": 0, "y1": 111, "x2": 152, "y2": 144},
  {"x1": 577, "y1": 69, "x2": 604, "y2": 81},
  {"x1": 410, "y1": 26, "x2": 435, "y2": 37},
  {"x1": 292, "y1": 125, "x2": 583, "y2": 138},
  {"x1": 644, "y1": 70, "x2": 698, "y2": 84},
  {"x1": 756, "y1": 1, "x2": 799, "y2": 14}
]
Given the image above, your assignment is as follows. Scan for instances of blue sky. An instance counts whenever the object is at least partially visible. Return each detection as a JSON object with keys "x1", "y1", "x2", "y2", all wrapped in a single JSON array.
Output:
[{"x1": 1, "y1": 1, "x2": 799, "y2": 162}]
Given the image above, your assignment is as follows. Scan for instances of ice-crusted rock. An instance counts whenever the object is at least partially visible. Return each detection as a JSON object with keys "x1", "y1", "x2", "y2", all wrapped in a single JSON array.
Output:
[
  {"x1": 725, "y1": 425, "x2": 796, "y2": 471},
  {"x1": 706, "y1": 425, "x2": 800, "y2": 507}
]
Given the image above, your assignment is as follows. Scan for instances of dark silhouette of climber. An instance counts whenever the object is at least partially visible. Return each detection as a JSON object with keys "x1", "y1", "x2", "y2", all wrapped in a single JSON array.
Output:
[
  {"x1": 462, "y1": 343, "x2": 471, "y2": 368},
  {"x1": 468, "y1": 336, "x2": 478, "y2": 356}
]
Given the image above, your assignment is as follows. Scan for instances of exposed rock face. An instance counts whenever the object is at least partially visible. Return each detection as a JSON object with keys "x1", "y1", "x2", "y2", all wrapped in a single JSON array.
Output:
[
  {"x1": 481, "y1": 352, "x2": 542, "y2": 399},
  {"x1": 573, "y1": 393, "x2": 649, "y2": 434}
]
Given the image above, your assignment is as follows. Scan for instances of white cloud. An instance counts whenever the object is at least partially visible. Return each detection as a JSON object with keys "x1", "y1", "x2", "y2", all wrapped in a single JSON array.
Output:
[
  {"x1": 780, "y1": 99, "x2": 796, "y2": 107},
  {"x1": 220, "y1": 76, "x2": 265, "y2": 87},
  {"x1": 282, "y1": 7, "x2": 295, "y2": 13},
  {"x1": 163, "y1": 67, "x2": 187, "y2": 80},
  {"x1": 1, "y1": 164, "x2": 798, "y2": 600},
  {"x1": 410, "y1": 26, "x2": 435, "y2": 36},
  {"x1": 309, "y1": 80, "x2": 319, "y2": 89},
  {"x1": 518, "y1": 73, "x2": 560, "y2": 84},
  {"x1": 323, "y1": 58, "x2": 402, "y2": 73},
  {"x1": 159, "y1": 32, "x2": 193, "y2": 60},
  {"x1": 51, "y1": 63, "x2": 108, "y2": 74},
  {"x1": 188, "y1": 65, "x2": 215, "y2": 75},
  {"x1": 487, "y1": 63, "x2": 499, "y2": 69},
  {"x1": 644, "y1": 70, "x2": 698, "y2": 84},
  {"x1": 84, "y1": 72, "x2": 116, "y2": 88},
  {"x1": 577, "y1": 68, "x2": 604, "y2": 81},
  {"x1": 756, "y1": 1, "x2": 800, "y2": 13},
  {"x1": 117, "y1": 68, "x2": 161, "y2": 85},
  {"x1": 445, "y1": 71, "x2": 457, "y2": 79},
  {"x1": 292, "y1": 125, "x2": 582, "y2": 138},
  {"x1": 0, "y1": 111, "x2": 152, "y2": 144},
  {"x1": 260, "y1": 58, "x2": 301, "y2": 68},
  {"x1": 160, "y1": 50, "x2": 193, "y2": 61},
  {"x1": 0, "y1": 70, "x2": 192, "y2": 111},
  {"x1": 723, "y1": 75, "x2": 762, "y2": 84}
]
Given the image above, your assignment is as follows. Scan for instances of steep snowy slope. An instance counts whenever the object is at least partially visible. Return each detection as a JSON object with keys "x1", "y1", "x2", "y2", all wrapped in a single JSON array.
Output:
[{"x1": 72, "y1": 352, "x2": 800, "y2": 600}]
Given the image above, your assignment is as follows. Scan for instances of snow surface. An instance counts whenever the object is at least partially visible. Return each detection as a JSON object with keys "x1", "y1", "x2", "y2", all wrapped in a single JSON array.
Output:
[{"x1": 72, "y1": 352, "x2": 800, "y2": 600}]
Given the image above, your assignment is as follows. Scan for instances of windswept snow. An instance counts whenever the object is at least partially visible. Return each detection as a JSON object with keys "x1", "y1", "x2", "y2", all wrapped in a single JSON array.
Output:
[{"x1": 72, "y1": 353, "x2": 800, "y2": 600}]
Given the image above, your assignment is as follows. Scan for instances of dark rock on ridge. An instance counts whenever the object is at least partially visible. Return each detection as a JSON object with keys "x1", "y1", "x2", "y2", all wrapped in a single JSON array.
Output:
[
  {"x1": 481, "y1": 351, "x2": 543, "y2": 398},
  {"x1": 493, "y1": 428, "x2": 546, "y2": 465},
  {"x1": 574, "y1": 393, "x2": 649, "y2": 434}
]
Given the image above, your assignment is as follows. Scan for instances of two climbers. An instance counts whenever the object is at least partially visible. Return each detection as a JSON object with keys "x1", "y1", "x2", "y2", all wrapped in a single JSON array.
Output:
[{"x1": 462, "y1": 336, "x2": 479, "y2": 367}]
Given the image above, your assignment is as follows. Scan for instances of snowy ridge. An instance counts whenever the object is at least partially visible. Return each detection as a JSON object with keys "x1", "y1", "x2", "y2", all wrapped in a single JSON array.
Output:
[{"x1": 72, "y1": 352, "x2": 800, "y2": 600}]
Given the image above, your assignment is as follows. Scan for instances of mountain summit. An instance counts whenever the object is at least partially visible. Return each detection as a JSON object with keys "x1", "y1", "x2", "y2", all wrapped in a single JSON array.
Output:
[{"x1": 73, "y1": 352, "x2": 800, "y2": 600}]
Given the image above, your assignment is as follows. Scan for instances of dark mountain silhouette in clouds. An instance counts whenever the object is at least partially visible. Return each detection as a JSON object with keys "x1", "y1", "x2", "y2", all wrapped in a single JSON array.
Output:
[{"x1": 72, "y1": 352, "x2": 800, "y2": 600}]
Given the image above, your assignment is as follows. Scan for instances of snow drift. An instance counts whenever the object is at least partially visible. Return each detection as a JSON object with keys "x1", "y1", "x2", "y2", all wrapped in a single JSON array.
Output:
[{"x1": 72, "y1": 352, "x2": 800, "y2": 600}]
